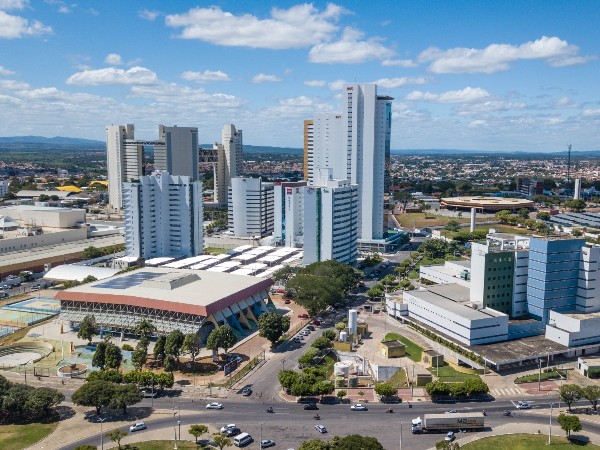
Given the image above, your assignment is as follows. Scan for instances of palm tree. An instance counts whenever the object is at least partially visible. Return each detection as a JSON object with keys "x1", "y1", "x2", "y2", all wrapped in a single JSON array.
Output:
[{"x1": 134, "y1": 318, "x2": 156, "y2": 339}]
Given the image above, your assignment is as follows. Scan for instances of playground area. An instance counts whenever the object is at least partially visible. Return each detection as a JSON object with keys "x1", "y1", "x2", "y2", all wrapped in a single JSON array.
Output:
[{"x1": 0, "y1": 297, "x2": 60, "y2": 338}]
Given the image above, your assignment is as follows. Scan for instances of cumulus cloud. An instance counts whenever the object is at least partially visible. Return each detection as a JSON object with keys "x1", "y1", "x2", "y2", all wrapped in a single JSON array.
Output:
[
  {"x1": 405, "y1": 87, "x2": 492, "y2": 103},
  {"x1": 0, "y1": 65, "x2": 15, "y2": 75},
  {"x1": 582, "y1": 109, "x2": 600, "y2": 117},
  {"x1": 551, "y1": 97, "x2": 580, "y2": 109},
  {"x1": 454, "y1": 101, "x2": 527, "y2": 115},
  {"x1": 139, "y1": 9, "x2": 161, "y2": 21},
  {"x1": 0, "y1": 79, "x2": 29, "y2": 89},
  {"x1": 181, "y1": 70, "x2": 230, "y2": 83},
  {"x1": 308, "y1": 27, "x2": 394, "y2": 64},
  {"x1": 66, "y1": 67, "x2": 159, "y2": 86},
  {"x1": 328, "y1": 79, "x2": 346, "y2": 90},
  {"x1": 0, "y1": 10, "x2": 52, "y2": 39},
  {"x1": 0, "y1": 0, "x2": 28, "y2": 10},
  {"x1": 104, "y1": 53, "x2": 123, "y2": 65},
  {"x1": 250, "y1": 73, "x2": 283, "y2": 84},
  {"x1": 418, "y1": 36, "x2": 597, "y2": 74},
  {"x1": 370, "y1": 77, "x2": 429, "y2": 89},
  {"x1": 166, "y1": 3, "x2": 348, "y2": 50},
  {"x1": 129, "y1": 82, "x2": 245, "y2": 108},
  {"x1": 381, "y1": 59, "x2": 418, "y2": 68},
  {"x1": 126, "y1": 58, "x2": 142, "y2": 66},
  {"x1": 304, "y1": 80, "x2": 326, "y2": 87}
]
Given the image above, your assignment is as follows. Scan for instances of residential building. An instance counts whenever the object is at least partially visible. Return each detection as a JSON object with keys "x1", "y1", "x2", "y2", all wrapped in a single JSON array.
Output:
[
  {"x1": 303, "y1": 120, "x2": 313, "y2": 181},
  {"x1": 123, "y1": 171, "x2": 203, "y2": 260},
  {"x1": 273, "y1": 181, "x2": 308, "y2": 248},
  {"x1": 106, "y1": 124, "x2": 143, "y2": 210},
  {"x1": 153, "y1": 125, "x2": 199, "y2": 180},
  {"x1": 0, "y1": 180, "x2": 8, "y2": 198},
  {"x1": 228, "y1": 177, "x2": 274, "y2": 237},
  {"x1": 214, "y1": 124, "x2": 243, "y2": 205},
  {"x1": 303, "y1": 168, "x2": 359, "y2": 265}
]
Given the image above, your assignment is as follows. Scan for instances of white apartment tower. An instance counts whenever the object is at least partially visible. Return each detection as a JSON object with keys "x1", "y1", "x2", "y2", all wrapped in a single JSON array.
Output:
[
  {"x1": 123, "y1": 172, "x2": 203, "y2": 260},
  {"x1": 308, "y1": 84, "x2": 392, "y2": 241},
  {"x1": 154, "y1": 125, "x2": 199, "y2": 180},
  {"x1": 274, "y1": 181, "x2": 308, "y2": 248},
  {"x1": 214, "y1": 124, "x2": 243, "y2": 205},
  {"x1": 228, "y1": 177, "x2": 274, "y2": 237},
  {"x1": 106, "y1": 124, "x2": 143, "y2": 210},
  {"x1": 0, "y1": 180, "x2": 9, "y2": 198}
]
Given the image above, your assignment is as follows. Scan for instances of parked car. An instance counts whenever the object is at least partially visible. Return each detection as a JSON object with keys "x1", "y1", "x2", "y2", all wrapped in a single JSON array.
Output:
[
  {"x1": 293, "y1": 337, "x2": 301, "y2": 343},
  {"x1": 516, "y1": 402, "x2": 531, "y2": 409},
  {"x1": 206, "y1": 402, "x2": 223, "y2": 409},
  {"x1": 226, "y1": 427, "x2": 242, "y2": 438},
  {"x1": 315, "y1": 425, "x2": 327, "y2": 434},
  {"x1": 129, "y1": 422, "x2": 146, "y2": 432},
  {"x1": 141, "y1": 390, "x2": 158, "y2": 398},
  {"x1": 446, "y1": 409, "x2": 459, "y2": 414},
  {"x1": 307, "y1": 325, "x2": 315, "y2": 331},
  {"x1": 350, "y1": 404, "x2": 368, "y2": 411},
  {"x1": 298, "y1": 314, "x2": 309, "y2": 319},
  {"x1": 312, "y1": 320, "x2": 321, "y2": 326},
  {"x1": 221, "y1": 424, "x2": 237, "y2": 433},
  {"x1": 445, "y1": 431, "x2": 455, "y2": 442},
  {"x1": 242, "y1": 387, "x2": 252, "y2": 396},
  {"x1": 261, "y1": 439, "x2": 276, "y2": 448},
  {"x1": 284, "y1": 299, "x2": 291, "y2": 304}
]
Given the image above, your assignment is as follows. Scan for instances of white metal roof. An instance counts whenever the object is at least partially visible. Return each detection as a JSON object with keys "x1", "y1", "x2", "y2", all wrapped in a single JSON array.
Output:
[
  {"x1": 215, "y1": 261, "x2": 242, "y2": 269},
  {"x1": 163, "y1": 255, "x2": 213, "y2": 268},
  {"x1": 207, "y1": 266, "x2": 231, "y2": 272},
  {"x1": 230, "y1": 268, "x2": 254, "y2": 276},
  {"x1": 145, "y1": 257, "x2": 177, "y2": 266},
  {"x1": 44, "y1": 264, "x2": 120, "y2": 281},
  {"x1": 232, "y1": 245, "x2": 253, "y2": 252}
]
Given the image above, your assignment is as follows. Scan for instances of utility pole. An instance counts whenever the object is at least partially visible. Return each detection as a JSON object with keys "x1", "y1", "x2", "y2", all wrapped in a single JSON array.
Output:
[
  {"x1": 549, "y1": 402, "x2": 554, "y2": 445},
  {"x1": 399, "y1": 420, "x2": 403, "y2": 450},
  {"x1": 259, "y1": 422, "x2": 264, "y2": 446},
  {"x1": 98, "y1": 417, "x2": 106, "y2": 450},
  {"x1": 172, "y1": 411, "x2": 178, "y2": 449},
  {"x1": 411, "y1": 365, "x2": 414, "y2": 396},
  {"x1": 538, "y1": 359, "x2": 542, "y2": 391},
  {"x1": 151, "y1": 373, "x2": 155, "y2": 410}
]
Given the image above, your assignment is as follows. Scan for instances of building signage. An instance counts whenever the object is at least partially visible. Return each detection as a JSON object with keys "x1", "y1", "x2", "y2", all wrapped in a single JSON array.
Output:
[{"x1": 286, "y1": 188, "x2": 292, "y2": 194}]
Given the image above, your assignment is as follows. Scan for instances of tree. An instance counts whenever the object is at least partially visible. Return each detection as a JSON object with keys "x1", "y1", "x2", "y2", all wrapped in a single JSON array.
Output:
[
  {"x1": 558, "y1": 384, "x2": 583, "y2": 412},
  {"x1": 331, "y1": 435, "x2": 384, "y2": 450},
  {"x1": 374, "y1": 383, "x2": 397, "y2": 398},
  {"x1": 334, "y1": 322, "x2": 346, "y2": 337},
  {"x1": 299, "y1": 352, "x2": 316, "y2": 366},
  {"x1": 104, "y1": 344, "x2": 123, "y2": 370},
  {"x1": 155, "y1": 371, "x2": 174, "y2": 390},
  {"x1": 258, "y1": 312, "x2": 291, "y2": 345},
  {"x1": 77, "y1": 315, "x2": 98, "y2": 345},
  {"x1": 299, "y1": 440, "x2": 331, "y2": 450},
  {"x1": 182, "y1": 333, "x2": 202, "y2": 372},
  {"x1": 518, "y1": 208, "x2": 530, "y2": 218},
  {"x1": 105, "y1": 429, "x2": 128, "y2": 450},
  {"x1": 557, "y1": 413, "x2": 583, "y2": 436},
  {"x1": 73, "y1": 446, "x2": 98, "y2": 450},
  {"x1": 87, "y1": 369, "x2": 123, "y2": 383},
  {"x1": 189, "y1": 424, "x2": 209, "y2": 443},
  {"x1": 290, "y1": 382, "x2": 314, "y2": 397},
  {"x1": 110, "y1": 383, "x2": 143, "y2": 414},
  {"x1": 278, "y1": 370, "x2": 301, "y2": 390},
  {"x1": 92, "y1": 342, "x2": 107, "y2": 370},
  {"x1": 213, "y1": 432, "x2": 233, "y2": 450},
  {"x1": 393, "y1": 191, "x2": 413, "y2": 210},
  {"x1": 462, "y1": 378, "x2": 489, "y2": 396},
  {"x1": 435, "y1": 441, "x2": 460, "y2": 450},
  {"x1": 564, "y1": 199, "x2": 586, "y2": 212},
  {"x1": 72, "y1": 380, "x2": 115, "y2": 414},
  {"x1": 582, "y1": 385, "x2": 600, "y2": 411},
  {"x1": 154, "y1": 335, "x2": 166, "y2": 363},
  {"x1": 131, "y1": 348, "x2": 147, "y2": 371},
  {"x1": 205, "y1": 325, "x2": 238, "y2": 356},
  {"x1": 337, "y1": 390, "x2": 347, "y2": 402},
  {"x1": 311, "y1": 337, "x2": 333, "y2": 351},
  {"x1": 313, "y1": 381, "x2": 335, "y2": 398},
  {"x1": 537, "y1": 211, "x2": 551, "y2": 221},
  {"x1": 164, "y1": 355, "x2": 177, "y2": 372},
  {"x1": 366, "y1": 287, "x2": 383, "y2": 299},
  {"x1": 134, "y1": 318, "x2": 156, "y2": 338},
  {"x1": 456, "y1": 180, "x2": 472, "y2": 193},
  {"x1": 425, "y1": 381, "x2": 451, "y2": 399},
  {"x1": 24, "y1": 387, "x2": 64, "y2": 416},
  {"x1": 445, "y1": 220, "x2": 460, "y2": 232},
  {"x1": 82, "y1": 275, "x2": 97, "y2": 284},
  {"x1": 82, "y1": 246, "x2": 102, "y2": 260},
  {"x1": 322, "y1": 330, "x2": 336, "y2": 341},
  {"x1": 524, "y1": 218, "x2": 537, "y2": 229},
  {"x1": 2, "y1": 384, "x2": 34, "y2": 417},
  {"x1": 165, "y1": 329, "x2": 185, "y2": 362}
]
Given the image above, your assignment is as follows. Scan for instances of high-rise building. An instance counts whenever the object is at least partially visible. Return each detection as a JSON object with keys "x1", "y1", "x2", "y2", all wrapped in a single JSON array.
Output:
[
  {"x1": 214, "y1": 124, "x2": 243, "y2": 205},
  {"x1": 106, "y1": 124, "x2": 143, "y2": 210},
  {"x1": 228, "y1": 177, "x2": 274, "y2": 237},
  {"x1": 123, "y1": 171, "x2": 203, "y2": 260},
  {"x1": 153, "y1": 125, "x2": 199, "y2": 180},
  {"x1": 274, "y1": 181, "x2": 308, "y2": 248},
  {"x1": 307, "y1": 84, "x2": 392, "y2": 242},
  {"x1": 303, "y1": 168, "x2": 359, "y2": 265},
  {"x1": 0, "y1": 180, "x2": 9, "y2": 198},
  {"x1": 303, "y1": 120, "x2": 313, "y2": 181}
]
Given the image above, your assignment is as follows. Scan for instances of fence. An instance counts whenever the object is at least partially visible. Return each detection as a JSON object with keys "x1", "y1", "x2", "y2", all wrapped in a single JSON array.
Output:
[{"x1": 227, "y1": 350, "x2": 266, "y2": 388}]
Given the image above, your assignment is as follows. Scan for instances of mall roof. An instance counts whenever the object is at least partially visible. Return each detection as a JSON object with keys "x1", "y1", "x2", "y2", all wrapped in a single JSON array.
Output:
[{"x1": 44, "y1": 264, "x2": 120, "y2": 281}]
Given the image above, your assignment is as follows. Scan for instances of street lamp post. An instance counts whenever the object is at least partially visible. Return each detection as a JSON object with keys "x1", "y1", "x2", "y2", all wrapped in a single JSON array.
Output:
[
  {"x1": 399, "y1": 421, "x2": 403, "y2": 450},
  {"x1": 549, "y1": 402, "x2": 554, "y2": 445},
  {"x1": 282, "y1": 359, "x2": 286, "y2": 372},
  {"x1": 172, "y1": 410, "x2": 178, "y2": 449},
  {"x1": 259, "y1": 422, "x2": 264, "y2": 447},
  {"x1": 538, "y1": 359, "x2": 542, "y2": 391},
  {"x1": 98, "y1": 417, "x2": 106, "y2": 450}
]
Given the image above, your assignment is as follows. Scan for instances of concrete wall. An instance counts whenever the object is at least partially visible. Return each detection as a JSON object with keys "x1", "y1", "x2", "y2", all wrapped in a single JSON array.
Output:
[
  {"x1": 0, "y1": 206, "x2": 85, "y2": 228},
  {"x1": 370, "y1": 363, "x2": 401, "y2": 382},
  {"x1": 0, "y1": 227, "x2": 88, "y2": 254}
]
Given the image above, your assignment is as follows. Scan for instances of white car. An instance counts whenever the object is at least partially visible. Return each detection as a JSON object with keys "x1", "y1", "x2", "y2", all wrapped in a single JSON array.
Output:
[
  {"x1": 220, "y1": 424, "x2": 236, "y2": 433},
  {"x1": 315, "y1": 425, "x2": 327, "y2": 433},
  {"x1": 350, "y1": 404, "x2": 368, "y2": 411},
  {"x1": 516, "y1": 402, "x2": 531, "y2": 409},
  {"x1": 129, "y1": 422, "x2": 146, "y2": 432},
  {"x1": 206, "y1": 402, "x2": 223, "y2": 409}
]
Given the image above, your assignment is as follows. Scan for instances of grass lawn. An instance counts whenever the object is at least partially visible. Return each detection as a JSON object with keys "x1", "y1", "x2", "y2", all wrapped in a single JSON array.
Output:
[
  {"x1": 408, "y1": 270, "x2": 419, "y2": 279},
  {"x1": 316, "y1": 353, "x2": 337, "y2": 378},
  {"x1": 125, "y1": 441, "x2": 210, "y2": 450},
  {"x1": 386, "y1": 368, "x2": 408, "y2": 387},
  {"x1": 443, "y1": 224, "x2": 532, "y2": 239},
  {"x1": 462, "y1": 434, "x2": 600, "y2": 449},
  {"x1": 515, "y1": 369, "x2": 568, "y2": 384},
  {"x1": 385, "y1": 332, "x2": 423, "y2": 362},
  {"x1": 0, "y1": 419, "x2": 59, "y2": 450},
  {"x1": 203, "y1": 247, "x2": 229, "y2": 255},
  {"x1": 428, "y1": 362, "x2": 481, "y2": 382}
]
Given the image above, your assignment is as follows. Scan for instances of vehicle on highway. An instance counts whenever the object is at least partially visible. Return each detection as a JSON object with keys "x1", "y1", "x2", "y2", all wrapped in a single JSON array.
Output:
[
  {"x1": 129, "y1": 422, "x2": 146, "y2": 432},
  {"x1": 446, "y1": 409, "x2": 459, "y2": 414},
  {"x1": 516, "y1": 401, "x2": 531, "y2": 409},
  {"x1": 445, "y1": 431, "x2": 455, "y2": 442},
  {"x1": 234, "y1": 432, "x2": 253, "y2": 447},
  {"x1": 261, "y1": 439, "x2": 276, "y2": 448},
  {"x1": 206, "y1": 402, "x2": 223, "y2": 409},
  {"x1": 242, "y1": 387, "x2": 252, "y2": 396},
  {"x1": 226, "y1": 427, "x2": 242, "y2": 438},
  {"x1": 411, "y1": 413, "x2": 485, "y2": 434},
  {"x1": 351, "y1": 404, "x2": 368, "y2": 411},
  {"x1": 298, "y1": 314, "x2": 309, "y2": 319},
  {"x1": 315, "y1": 425, "x2": 327, "y2": 434},
  {"x1": 304, "y1": 404, "x2": 319, "y2": 410},
  {"x1": 221, "y1": 424, "x2": 237, "y2": 433},
  {"x1": 141, "y1": 390, "x2": 157, "y2": 398}
]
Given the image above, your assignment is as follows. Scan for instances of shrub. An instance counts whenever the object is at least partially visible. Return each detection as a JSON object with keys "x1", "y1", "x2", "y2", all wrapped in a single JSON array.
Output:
[{"x1": 122, "y1": 344, "x2": 134, "y2": 351}]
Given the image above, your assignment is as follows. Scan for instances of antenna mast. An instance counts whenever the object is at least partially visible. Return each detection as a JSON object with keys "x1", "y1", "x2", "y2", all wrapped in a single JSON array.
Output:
[{"x1": 566, "y1": 143, "x2": 572, "y2": 188}]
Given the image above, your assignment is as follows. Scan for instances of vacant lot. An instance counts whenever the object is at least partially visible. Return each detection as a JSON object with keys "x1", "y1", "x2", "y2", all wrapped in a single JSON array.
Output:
[{"x1": 463, "y1": 434, "x2": 600, "y2": 449}]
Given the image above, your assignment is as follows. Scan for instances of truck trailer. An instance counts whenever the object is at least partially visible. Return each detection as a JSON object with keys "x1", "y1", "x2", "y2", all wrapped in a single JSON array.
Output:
[{"x1": 411, "y1": 413, "x2": 485, "y2": 434}]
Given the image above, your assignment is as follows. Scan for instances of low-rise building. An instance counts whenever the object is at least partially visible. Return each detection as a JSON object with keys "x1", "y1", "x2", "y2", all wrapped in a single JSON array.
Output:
[{"x1": 419, "y1": 260, "x2": 471, "y2": 288}]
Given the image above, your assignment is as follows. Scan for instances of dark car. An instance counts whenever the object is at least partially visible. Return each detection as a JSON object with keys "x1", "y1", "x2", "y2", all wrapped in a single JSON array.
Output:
[
  {"x1": 304, "y1": 404, "x2": 319, "y2": 410},
  {"x1": 242, "y1": 388, "x2": 252, "y2": 396},
  {"x1": 226, "y1": 427, "x2": 242, "y2": 437}
]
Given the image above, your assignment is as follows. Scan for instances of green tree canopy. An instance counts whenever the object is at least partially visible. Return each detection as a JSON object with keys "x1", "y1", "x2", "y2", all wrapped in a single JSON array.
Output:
[
  {"x1": 278, "y1": 370, "x2": 301, "y2": 390},
  {"x1": 558, "y1": 384, "x2": 583, "y2": 411},
  {"x1": 311, "y1": 336, "x2": 333, "y2": 351},
  {"x1": 258, "y1": 312, "x2": 291, "y2": 345},
  {"x1": 557, "y1": 413, "x2": 583, "y2": 436},
  {"x1": 206, "y1": 325, "x2": 238, "y2": 354},
  {"x1": 109, "y1": 383, "x2": 143, "y2": 414},
  {"x1": 77, "y1": 315, "x2": 98, "y2": 345},
  {"x1": 582, "y1": 385, "x2": 600, "y2": 411},
  {"x1": 189, "y1": 424, "x2": 209, "y2": 443},
  {"x1": 134, "y1": 318, "x2": 156, "y2": 338},
  {"x1": 82, "y1": 246, "x2": 103, "y2": 260},
  {"x1": 165, "y1": 329, "x2": 185, "y2": 362},
  {"x1": 374, "y1": 383, "x2": 397, "y2": 397},
  {"x1": 72, "y1": 380, "x2": 116, "y2": 414},
  {"x1": 104, "y1": 344, "x2": 123, "y2": 370},
  {"x1": 154, "y1": 335, "x2": 167, "y2": 362},
  {"x1": 92, "y1": 342, "x2": 107, "y2": 370},
  {"x1": 182, "y1": 333, "x2": 202, "y2": 371}
]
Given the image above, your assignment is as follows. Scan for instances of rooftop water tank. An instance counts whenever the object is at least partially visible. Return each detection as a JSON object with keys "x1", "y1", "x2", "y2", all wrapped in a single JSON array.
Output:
[
  {"x1": 334, "y1": 362, "x2": 350, "y2": 378},
  {"x1": 348, "y1": 309, "x2": 358, "y2": 335},
  {"x1": 340, "y1": 331, "x2": 347, "y2": 342}
]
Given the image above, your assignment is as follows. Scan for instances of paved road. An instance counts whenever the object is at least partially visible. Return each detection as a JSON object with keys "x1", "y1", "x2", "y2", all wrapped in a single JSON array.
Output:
[{"x1": 57, "y1": 397, "x2": 599, "y2": 450}]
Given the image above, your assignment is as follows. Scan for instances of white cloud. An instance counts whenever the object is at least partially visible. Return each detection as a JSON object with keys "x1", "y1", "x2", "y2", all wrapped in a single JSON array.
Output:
[
  {"x1": 181, "y1": 70, "x2": 230, "y2": 83},
  {"x1": 551, "y1": 97, "x2": 580, "y2": 109},
  {"x1": 304, "y1": 80, "x2": 326, "y2": 87},
  {"x1": 418, "y1": 36, "x2": 597, "y2": 74},
  {"x1": 138, "y1": 9, "x2": 161, "y2": 21},
  {"x1": 86, "y1": 8, "x2": 99, "y2": 16},
  {"x1": 0, "y1": 0, "x2": 28, "y2": 10},
  {"x1": 126, "y1": 58, "x2": 142, "y2": 66},
  {"x1": 308, "y1": 27, "x2": 394, "y2": 64},
  {"x1": 582, "y1": 109, "x2": 600, "y2": 117},
  {"x1": 370, "y1": 77, "x2": 429, "y2": 89},
  {"x1": 74, "y1": 64, "x2": 91, "y2": 70},
  {"x1": 66, "y1": 67, "x2": 159, "y2": 86},
  {"x1": 58, "y1": 5, "x2": 69, "y2": 13},
  {"x1": 0, "y1": 11, "x2": 52, "y2": 39},
  {"x1": 0, "y1": 79, "x2": 29, "y2": 89},
  {"x1": 165, "y1": 3, "x2": 348, "y2": 50},
  {"x1": 104, "y1": 53, "x2": 123, "y2": 65},
  {"x1": 328, "y1": 79, "x2": 346, "y2": 90},
  {"x1": 0, "y1": 65, "x2": 15, "y2": 75},
  {"x1": 129, "y1": 82, "x2": 245, "y2": 108},
  {"x1": 250, "y1": 73, "x2": 283, "y2": 84},
  {"x1": 454, "y1": 101, "x2": 527, "y2": 115},
  {"x1": 405, "y1": 87, "x2": 492, "y2": 103},
  {"x1": 284, "y1": 68, "x2": 294, "y2": 75},
  {"x1": 381, "y1": 59, "x2": 418, "y2": 68}
]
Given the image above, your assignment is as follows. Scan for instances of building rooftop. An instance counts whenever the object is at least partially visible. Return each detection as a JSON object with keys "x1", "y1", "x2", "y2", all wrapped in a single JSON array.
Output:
[
  {"x1": 560, "y1": 310, "x2": 600, "y2": 320},
  {"x1": 380, "y1": 340, "x2": 404, "y2": 348}
]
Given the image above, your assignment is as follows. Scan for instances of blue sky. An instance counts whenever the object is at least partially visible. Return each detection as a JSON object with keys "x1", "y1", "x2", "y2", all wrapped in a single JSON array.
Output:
[{"x1": 0, "y1": 0, "x2": 599, "y2": 151}]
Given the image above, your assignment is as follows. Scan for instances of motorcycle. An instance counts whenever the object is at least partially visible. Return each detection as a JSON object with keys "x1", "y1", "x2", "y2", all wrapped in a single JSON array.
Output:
[
  {"x1": 314, "y1": 414, "x2": 320, "y2": 420},
  {"x1": 385, "y1": 408, "x2": 394, "y2": 413},
  {"x1": 502, "y1": 411, "x2": 511, "y2": 416},
  {"x1": 482, "y1": 410, "x2": 486, "y2": 416}
]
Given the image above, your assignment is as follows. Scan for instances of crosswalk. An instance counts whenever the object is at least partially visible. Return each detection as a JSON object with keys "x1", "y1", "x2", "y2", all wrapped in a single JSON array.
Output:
[{"x1": 490, "y1": 387, "x2": 523, "y2": 397}]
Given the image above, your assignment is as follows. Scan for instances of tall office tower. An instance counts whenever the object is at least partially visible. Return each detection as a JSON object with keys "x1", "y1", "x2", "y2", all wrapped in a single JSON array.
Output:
[
  {"x1": 123, "y1": 171, "x2": 203, "y2": 260},
  {"x1": 153, "y1": 125, "x2": 199, "y2": 180},
  {"x1": 303, "y1": 120, "x2": 313, "y2": 181},
  {"x1": 274, "y1": 181, "x2": 308, "y2": 247},
  {"x1": 308, "y1": 84, "x2": 392, "y2": 241},
  {"x1": 574, "y1": 178, "x2": 582, "y2": 199},
  {"x1": 0, "y1": 180, "x2": 9, "y2": 198},
  {"x1": 303, "y1": 168, "x2": 359, "y2": 265},
  {"x1": 228, "y1": 177, "x2": 274, "y2": 237},
  {"x1": 214, "y1": 124, "x2": 243, "y2": 205},
  {"x1": 106, "y1": 124, "x2": 143, "y2": 210}
]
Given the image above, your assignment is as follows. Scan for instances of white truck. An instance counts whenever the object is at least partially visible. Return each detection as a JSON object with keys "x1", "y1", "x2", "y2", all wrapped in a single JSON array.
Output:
[{"x1": 411, "y1": 413, "x2": 485, "y2": 434}]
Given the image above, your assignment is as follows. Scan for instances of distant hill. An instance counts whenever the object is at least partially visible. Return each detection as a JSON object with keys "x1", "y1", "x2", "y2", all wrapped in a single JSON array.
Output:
[
  {"x1": 391, "y1": 149, "x2": 600, "y2": 156},
  {"x1": 0, "y1": 135, "x2": 105, "y2": 146}
]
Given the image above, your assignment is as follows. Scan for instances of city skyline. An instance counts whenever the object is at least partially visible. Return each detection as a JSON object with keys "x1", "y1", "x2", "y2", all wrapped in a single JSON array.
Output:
[{"x1": 0, "y1": 1, "x2": 598, "y2": 151}]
